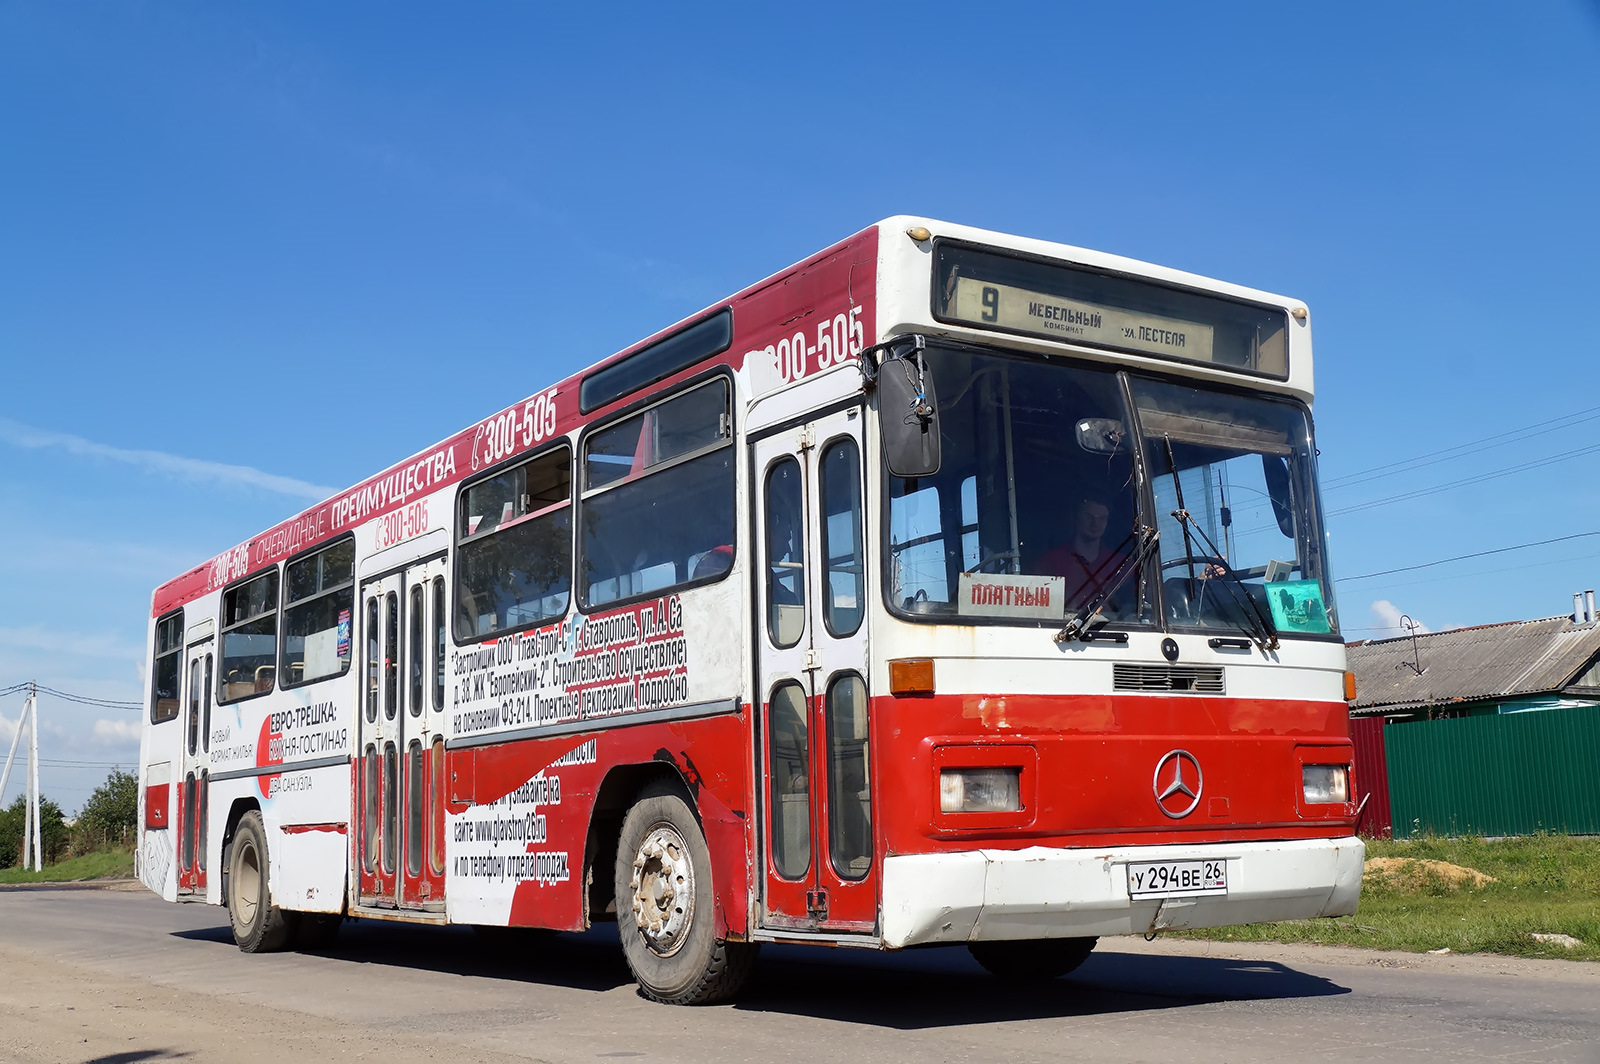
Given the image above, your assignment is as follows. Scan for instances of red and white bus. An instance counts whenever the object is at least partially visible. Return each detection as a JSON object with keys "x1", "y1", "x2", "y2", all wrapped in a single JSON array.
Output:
[{"x1": 138, "y1": 217, "x2": 1363, "y2": 1003}]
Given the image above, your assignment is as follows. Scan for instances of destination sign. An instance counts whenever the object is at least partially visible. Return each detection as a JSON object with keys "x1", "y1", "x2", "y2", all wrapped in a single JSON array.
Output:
[{"x1": 949, "y1": 277, "x2": 1216, "y2": 362}]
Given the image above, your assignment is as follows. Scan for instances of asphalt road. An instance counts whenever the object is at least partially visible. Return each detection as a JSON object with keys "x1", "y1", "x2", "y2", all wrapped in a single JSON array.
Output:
[{"x1": 0, "y1": 884, "x2": 1596, "y2": 1064}]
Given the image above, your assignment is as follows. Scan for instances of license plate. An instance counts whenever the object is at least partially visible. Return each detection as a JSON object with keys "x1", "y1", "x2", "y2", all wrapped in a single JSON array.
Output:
[{"x1": 1126, "y1": 859, "x2": 1228, "y2": 898}]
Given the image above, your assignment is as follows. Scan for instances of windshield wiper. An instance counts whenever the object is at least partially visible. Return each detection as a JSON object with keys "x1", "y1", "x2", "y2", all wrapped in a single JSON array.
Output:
[
  {"x1": 1055, "y1": 525, "x2": 1160, "y2": 644},
  {"x1": 1167, "y1": 508, "x2": 1280, "y2": 652}
]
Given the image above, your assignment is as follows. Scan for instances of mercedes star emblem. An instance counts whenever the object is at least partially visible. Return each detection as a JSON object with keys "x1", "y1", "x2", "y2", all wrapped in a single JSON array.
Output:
[{"x1": 1153, "y1": 749, "x2": 1203, "y2": 819}]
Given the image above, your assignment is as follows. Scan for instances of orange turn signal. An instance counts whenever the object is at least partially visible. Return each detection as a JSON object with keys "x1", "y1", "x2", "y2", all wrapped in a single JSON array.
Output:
[
  {"x1": 1344, "y1": 670, "x2": 1358, "y2": 702},
  {"x1": 889, "y1": 658, "x2": 935, "y2": 697}
]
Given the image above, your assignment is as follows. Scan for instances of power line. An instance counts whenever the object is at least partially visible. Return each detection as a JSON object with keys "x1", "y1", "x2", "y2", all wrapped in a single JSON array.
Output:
[
  {"x1": 1326, "y1": 441, "x2": 1600, "y2": 517},
  {"x1": 1337, "y1": 531, "x2": 1600, "y2": 583},
  {"x1": 1, "y1": 683, "x2": 142, "y2": 711},
  {"x1": 37, "y1": 758, "x2": 132, "y2": 769},
  {"x1": 1346, "y1": 547, "x2": 1600, "y2": 595},
  {"x1": 35, "y1": 686, "x2": 142, "y2": 710},
  {"x1": 1323, "y1": 403, "x2": 1600, "y2": 490}
]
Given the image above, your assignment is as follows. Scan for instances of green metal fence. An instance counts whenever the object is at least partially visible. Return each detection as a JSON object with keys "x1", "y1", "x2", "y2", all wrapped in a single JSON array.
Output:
[{"x1": 1386, "y1": 705, "x2": 1600, "y2": 838}]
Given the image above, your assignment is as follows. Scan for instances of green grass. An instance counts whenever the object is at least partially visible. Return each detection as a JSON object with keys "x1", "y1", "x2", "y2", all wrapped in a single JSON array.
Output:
[
  {"x1": 0, "y1": 848, "x2": 135, "y2": 885},
  {"x1": 1177, "y1": 834, "x2": 1600, "y2": 961}
]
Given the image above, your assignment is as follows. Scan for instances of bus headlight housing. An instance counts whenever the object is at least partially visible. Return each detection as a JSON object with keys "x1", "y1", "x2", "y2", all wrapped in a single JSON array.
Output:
[
  {"x1": 940, "y1": 767, "x2": 1022, "y2": 812},
  {"x1": 1302, "y1": 764, "x2": 1349, "y2": 804}
]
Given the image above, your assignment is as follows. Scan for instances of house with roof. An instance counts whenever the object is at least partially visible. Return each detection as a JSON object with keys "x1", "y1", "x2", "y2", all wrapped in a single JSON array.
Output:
[
  {"x1": 1343, "y1": 594, "x2": 1600, "y2": 838},
  {"x1": 1347, "y1": 607, "x2": 1600, "y2": 722}
]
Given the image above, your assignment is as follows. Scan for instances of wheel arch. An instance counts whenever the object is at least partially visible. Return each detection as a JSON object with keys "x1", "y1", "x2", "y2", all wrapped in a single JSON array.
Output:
[
  {"x1": 220, "y1": 797, "x2": 261, "y2": 866},
  {"x1": 583, "y1": 761, "x2": 691, "y2": 927}
]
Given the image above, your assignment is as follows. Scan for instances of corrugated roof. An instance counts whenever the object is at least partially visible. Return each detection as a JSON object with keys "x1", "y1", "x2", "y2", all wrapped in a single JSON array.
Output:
[{"x1": 1346, "y1": 615, "x2": 1600, "y2": 713}]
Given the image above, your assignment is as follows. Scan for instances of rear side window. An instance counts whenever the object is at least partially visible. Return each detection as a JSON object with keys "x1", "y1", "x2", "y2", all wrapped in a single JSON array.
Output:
[
  {"x1": 151, "y1": 610, "x2": 183, "y2": 723},
  {"x1": 283, "y1": 538, "x2": 354, "y2": 687},
  {"x1": 220, "y1": 570, "x2": 279, "y2": 703},
  {"x1": 580, "y1": 378, "x2": 735, "y2": 607},
  {"x1": 455, "y1": 445, "x2": 572, "y2": 640}
]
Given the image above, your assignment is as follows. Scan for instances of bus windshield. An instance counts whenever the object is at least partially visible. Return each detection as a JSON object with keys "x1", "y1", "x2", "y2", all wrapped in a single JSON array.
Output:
[
  {"x1": 885, "y1": 342, "x2": 1337, "y2": 637},
  {"x1": 1134, "y1": 378, "x2": 1337, "y2": 638}
]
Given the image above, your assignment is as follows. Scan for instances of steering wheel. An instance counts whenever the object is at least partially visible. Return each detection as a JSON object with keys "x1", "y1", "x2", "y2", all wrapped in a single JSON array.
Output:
[{"x1": 966, "y1": 549, "x2": 1018, "y2": 575}]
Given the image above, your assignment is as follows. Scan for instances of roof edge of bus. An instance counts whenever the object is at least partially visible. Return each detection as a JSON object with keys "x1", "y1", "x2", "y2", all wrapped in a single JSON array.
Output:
[
  {"x1": 148, "y1": 216, "x2": 1313, "y2": 615},
  {"x1": 146, "y1": 222, "x2": 884, "y2": 614},
  {"x1": 872, "y1": 215, "x2": 1308, "y2": 316}
]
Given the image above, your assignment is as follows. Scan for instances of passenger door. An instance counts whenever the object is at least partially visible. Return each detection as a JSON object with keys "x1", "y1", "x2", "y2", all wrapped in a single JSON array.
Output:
[
  {"x1": 356, "y1": 573, "x2": 404, "y2": 907},
  {"x1": 751, "y1": 406, "x2": 876, "y2": 933},
  {"x1": 176, "y1": 635, "x2": 213, "y2": 896},
  {"x1": 397, "y1": 559, "x2": 448, "y2": 911},
  {"x1": 357, "y1": 558, "x2": 449, "y2": 911}
]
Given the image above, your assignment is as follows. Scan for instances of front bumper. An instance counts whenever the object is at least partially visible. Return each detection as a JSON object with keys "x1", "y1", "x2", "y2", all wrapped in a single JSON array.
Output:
[{"x1": 880, "y1": 836, "x2": 1364, "y2": 948}]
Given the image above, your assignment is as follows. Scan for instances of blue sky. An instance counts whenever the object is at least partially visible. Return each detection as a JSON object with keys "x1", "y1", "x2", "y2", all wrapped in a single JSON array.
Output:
[{"x1": 3, "y1": 2, "x2": 1598, "y2": 809}]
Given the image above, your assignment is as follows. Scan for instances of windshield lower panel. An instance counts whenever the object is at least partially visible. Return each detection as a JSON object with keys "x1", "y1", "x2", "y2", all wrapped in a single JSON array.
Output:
[{"x1": 883, "y1": 342, "x2": 1339, "y2": 639}]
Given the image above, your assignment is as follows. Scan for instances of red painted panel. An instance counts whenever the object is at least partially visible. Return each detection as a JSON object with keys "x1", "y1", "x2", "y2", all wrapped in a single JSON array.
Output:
[
  {"x1": 463, "y1": 710, "x2": 754, "y2": 938},
  {"x1": 281, "y1": 822, "x2": 348, "y2": 834},
  {"x1": 143, "y1": 783, "x2": 169, "y2": 830},
  {"x1": 873, "y1": 693, "x2": 1358, "y2": 857},
  {"x1": 1349, "y1": 716, "x2": 1392, "y2": 838}
]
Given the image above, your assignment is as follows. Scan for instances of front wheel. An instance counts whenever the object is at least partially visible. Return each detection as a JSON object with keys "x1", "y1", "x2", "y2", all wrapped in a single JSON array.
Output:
[
  {"x1": 614, "y1": 781, "x2": 757, "y2": 1004},
  {"x1": 968, "y1": 937, "x2": 1097, "y2": 981},
  {"x1": 227, "y1": 810, "x2": 298, "y2": 952}
]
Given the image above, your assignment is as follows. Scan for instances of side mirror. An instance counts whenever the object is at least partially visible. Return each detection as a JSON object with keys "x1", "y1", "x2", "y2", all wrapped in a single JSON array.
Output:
[
  {"x1": 1261, "y1": 455, "x2": 1295, "y2": 538},
  {"x1": 879, "y1": 354, "x2": 941, "y2": 478},
  {"x1": 1075, "y1": 418, "x2": 1126, "y2": 455}
]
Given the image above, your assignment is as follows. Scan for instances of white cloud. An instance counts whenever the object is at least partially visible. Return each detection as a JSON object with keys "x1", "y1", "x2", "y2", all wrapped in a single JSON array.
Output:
[
  {"x1": 0, "y1": 415, "x2": 335, "y2": 500},
  {"x1": 1370, "y1": 599, "x2": 1430, "y2": 639},
  {"x1": 91, "y1": 718, "x2": 140, "y2": 746}
]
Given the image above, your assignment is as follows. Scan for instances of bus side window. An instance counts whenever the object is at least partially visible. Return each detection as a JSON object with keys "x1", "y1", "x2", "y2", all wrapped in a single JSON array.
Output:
[
  {"x1": 150, "y1": 610, "x2": 183, "y2": 723},
  {"x1": 581, "y1": 378, "x2": 734, "y2": 608},
  {"x1": 384, "y1": 592, "x2": 399, "y2": 720},
  {"x1": 765, "y1": 457, "x2": 805, "y2": 648},
  {"x1": 219, "y1": 570, "x2": 279, "y2": 703},
  {"x1": 362, "y1": 744, "x2": 378, "y2": 873},
  {"x1": 767, "y1": 682, "x2": 810, "y2": 879},
  {"x1": 819, "y1": 437, "x2": 864, "y2": 638},
  {"x1": 432, "y1": 577, "x2": 445, "y2": 710},
  {"x1": 186, "y1": 657, "x2": 201, "y2": 756},
  {"x1": 202, "y1": 654, "x2": 212, "y2": 753},
  {"x1": 455, "y1": 445, "x2": 572, "y2": 640},
  {"x1": 365, "y1": 597, "x2": 379, "y2": 723},
  {"x1": 283, "y1": 538, "x2": 355, "y2": 687},
  {"x1": 827, "y1": 673, "x2": 872, "y2": 880},
  {"x1": 408, "y1": 584, "x2": 424, "y2": 717}
]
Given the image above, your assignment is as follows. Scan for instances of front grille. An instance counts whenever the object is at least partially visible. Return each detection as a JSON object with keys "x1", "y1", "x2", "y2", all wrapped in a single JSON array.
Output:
[{"x1": 1113, "y1": 663, "x2": 1225, "y2": 694}]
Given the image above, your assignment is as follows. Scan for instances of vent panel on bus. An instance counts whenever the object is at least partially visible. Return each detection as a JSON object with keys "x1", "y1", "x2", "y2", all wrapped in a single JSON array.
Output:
[{"x1": 1112, "y1": 663, "x2": 1225, "y2": 695}]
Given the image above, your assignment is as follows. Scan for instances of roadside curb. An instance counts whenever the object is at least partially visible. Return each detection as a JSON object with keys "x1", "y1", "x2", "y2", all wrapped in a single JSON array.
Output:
[{"x1": 0, "y1": 878, "x2": 145, "y2": 892}]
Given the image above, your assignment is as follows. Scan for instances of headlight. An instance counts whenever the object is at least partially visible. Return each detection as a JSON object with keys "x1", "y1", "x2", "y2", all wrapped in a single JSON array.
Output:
[
  {"x1": 1302, "y1": 764, "x2": 1349, "y2": 804},
  {"x1": 939, "y1": 767, "x2": 1021, "y2": 812}
]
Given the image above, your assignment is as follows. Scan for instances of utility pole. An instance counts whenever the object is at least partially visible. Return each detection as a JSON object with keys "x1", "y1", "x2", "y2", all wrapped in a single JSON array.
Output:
[
  {"x1": 0, "y1": 683, "x2": 41, "y2": 870},
  {"x1": 29, "y1": 683, "x2": 41, "y2": 870}
]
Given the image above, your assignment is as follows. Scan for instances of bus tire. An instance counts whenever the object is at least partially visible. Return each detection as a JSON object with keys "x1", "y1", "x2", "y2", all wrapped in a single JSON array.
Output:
[
  {"x1": 227, "y1": 811, "x2": 298, "y2": 953},
  {"x1": 968, "y1": 937, "x2": 1097, "y2": 981},
  {"x1": 614, "y1": 781, "x2": 757, "y2": 1005}
]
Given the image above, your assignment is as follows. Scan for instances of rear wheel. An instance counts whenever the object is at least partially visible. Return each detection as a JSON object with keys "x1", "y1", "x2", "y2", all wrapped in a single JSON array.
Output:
[
  {"x1": 614, "y1": 781, "x2": 757, "y2": 1004},
  {"x1": 968, "y1": 937, "x2": 1097, "y2": 981},
  {"x1": 227, "y1": 811, "x2": 298, "y2": 953}
]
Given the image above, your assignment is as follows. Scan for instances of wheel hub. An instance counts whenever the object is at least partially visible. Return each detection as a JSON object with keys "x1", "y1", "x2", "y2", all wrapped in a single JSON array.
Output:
[{"x1": 629, "y1": 825, "x2": 694, "y2": 956}]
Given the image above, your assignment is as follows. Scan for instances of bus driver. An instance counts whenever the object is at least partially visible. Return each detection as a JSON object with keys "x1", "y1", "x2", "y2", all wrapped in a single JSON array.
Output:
[{"x1": 1037, "y1": 494, "x2": 1128, "y2": 608}]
